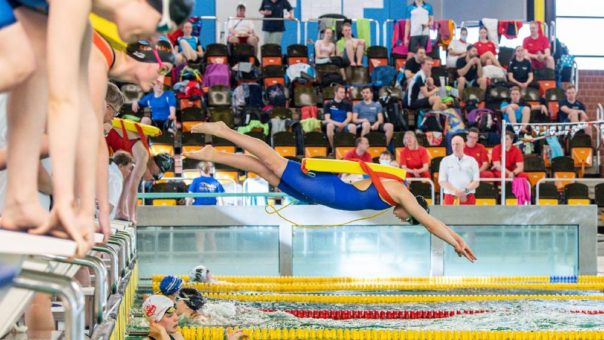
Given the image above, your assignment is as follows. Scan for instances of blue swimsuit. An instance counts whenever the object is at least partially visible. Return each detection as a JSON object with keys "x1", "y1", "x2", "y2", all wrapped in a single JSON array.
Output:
[
  {"x1": 1, "y1": 0, "x2": 48, "y2": 29},
  {"x1": 278, "y1": 160, "x2": 391, "y2": 211}
]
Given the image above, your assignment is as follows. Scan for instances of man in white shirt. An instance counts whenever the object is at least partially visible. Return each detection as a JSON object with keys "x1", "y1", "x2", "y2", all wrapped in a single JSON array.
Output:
[
  {"x1": 439, "y1": 135, "x2": 480, "y2": 205},
  {"x1": 108, "y1": 151, "x2": 134, "y2": 220},
  {"x1": 227, "y1": 3, "x2": 259, "y2": 53}
]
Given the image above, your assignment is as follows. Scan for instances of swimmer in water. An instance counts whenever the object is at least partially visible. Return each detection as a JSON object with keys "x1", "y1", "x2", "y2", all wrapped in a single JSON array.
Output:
[{"x1": 184, "y1": 122, "x2": 477, "y2": 262}]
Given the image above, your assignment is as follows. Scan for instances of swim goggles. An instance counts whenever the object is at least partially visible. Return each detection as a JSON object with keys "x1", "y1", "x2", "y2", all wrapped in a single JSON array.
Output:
[{"x1": 153, "y1": 49, "x2": 171, "y2": 76}]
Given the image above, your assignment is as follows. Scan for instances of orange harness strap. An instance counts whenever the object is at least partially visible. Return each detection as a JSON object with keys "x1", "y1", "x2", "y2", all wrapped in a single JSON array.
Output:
[
  {"x1": 119, "y1": 120, "x2": 152, "y2": 156},
  {"x1": 92, "y1": 31, "x2": 115, "y2": 70},
  {"x1": 358, "y1": 161, "x2": 403, "y2": 207}
]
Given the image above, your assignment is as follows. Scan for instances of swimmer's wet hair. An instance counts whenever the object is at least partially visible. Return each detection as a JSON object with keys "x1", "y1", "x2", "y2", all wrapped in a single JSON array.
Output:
[{"x1": 106, "y1": 83, "x2": 125, "y2": 111}]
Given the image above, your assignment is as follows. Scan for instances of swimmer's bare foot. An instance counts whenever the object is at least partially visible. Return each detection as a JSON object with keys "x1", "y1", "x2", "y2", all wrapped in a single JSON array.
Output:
[
  {"x1": 183, "y1": 145, "x2": 215, "y2": 161},
  {"x1": 30, "y1": 203, "x2": 92, "y2": 257},
  {"x1": 0, "y1": 200, "x2": 49, "y2": 231},
  {"x1": 190, "y1": 121, "x2": 229, "y2": 136}
]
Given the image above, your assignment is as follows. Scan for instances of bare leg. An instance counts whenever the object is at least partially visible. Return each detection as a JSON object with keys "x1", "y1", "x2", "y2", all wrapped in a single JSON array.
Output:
[
  {"x1": 345, "y1": 40, "x2": 356, "y2": 66},
  {"x1": 0, "y1": 23, "x2": 35, "y2": 92},
  {"x1": 326, "y1": 123, "x2": 336, "y2": 148},
  {"x1": 457, "y1": 77, "x2": 466, "y2": 99},
  {"x1": 384, "y1": 123, "x2": 394, "y2": 145},
  {"x1": 360, "y1": 121, "x2": 370, "y2": 137},
  {"x1": 520, "y1": 107, "x2": 531, "y2": 131},
  {"x1": 355, "y1": 40, "x2": 365, "y2": 65},
  {"x1": 24, "y1": 293, "x2": 54, "y2": 335},
  {"x1": 119, "y1": 142, "x2": 148, "y2": 223}
]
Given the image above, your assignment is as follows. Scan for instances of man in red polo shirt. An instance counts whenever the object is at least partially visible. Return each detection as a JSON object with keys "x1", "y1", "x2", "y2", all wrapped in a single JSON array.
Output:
[
  {"x1": 343, "y1": 137, "x2": 372, "y2": 162},
  {"x1": 463, "y1": 128, "x2": 494, "y2": 179},
  {"x1": 522, "y1": 21, "x2": 555, "y2": 69},
  {"x1": 491, "y1": 131, "x2": 527, "y2": 179}
]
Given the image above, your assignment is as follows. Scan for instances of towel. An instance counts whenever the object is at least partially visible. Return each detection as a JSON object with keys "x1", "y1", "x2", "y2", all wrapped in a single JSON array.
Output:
[
  {"x1": 512, "y1": 177, "x2": 531, "y2": 205},
  {"x1": 356, "y1": 18, "x2": 372, "y2": 49}
]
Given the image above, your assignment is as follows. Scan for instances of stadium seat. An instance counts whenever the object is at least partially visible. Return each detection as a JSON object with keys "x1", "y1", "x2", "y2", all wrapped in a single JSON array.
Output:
[
  {"x1": 537, "y1": 182, "x2": 559, "y2": 205},
  {"x1": 504, "y1": 182, "x2": 518, "y2": 205},
  {"x1": 347, "y1": 86, "x2": 363, "y2": 105},
  {"x1": 212, "y1": 136, "x2": 236, "y2": 153},
  {"x1": 365, "y1": 132, "x2": 387, "y2": 159},
  {"x1": 215, "y1": 163, "x2": 239, "y2": 182},
  {"x1": 595, "y1": 183, "x2": 604, "y2": 207},
  {"x1": 179, "y1": 98, "x2": 202, "y2": 109},
  {"x1": 151, "y1": 181, "x2": 186, "y2": 206},
  {"x1": 293, "y1": 86, "x2": 318, "y2": 107},
  {"x1": 180, "y1": 107, "x2": 206, "y2": 133},
  {"x1": 538, "y1": 80, "x2": 557, "y2": 97},
  {"x1": 262, "y1": 65, "x2": 286, "y2": 88},
  {"x1": 367, "y1": 46, "x2": 389, "y2": 74},
  {"x1": 429, "y1": 156, "x2": 443, "y2": 194},
  {"x1": 181, "y1": 132, "x2": 205, "y2": 154},
  {"x1": 545, "y1": 88, "x2": 565, "y2": 121},
  {"x1": 261, "y1": 44, "x2": 283, "y2": 67},
  {"x1": 426, "y1": 146, "x2": 447, "y2": 161},
  {"x1": 270, "y1": 107, "x2": 293, "y2": 120},
  {"x1": 333, "y1": 132, "x2": 356, "y2": 159},
  {"x1": 230, "y1": 43, "x2": 256, "y2": 65},
  {"x1": 205, "y1": 43, "x2": 229, "y2": 64},
  {"x1": 409, "y1": 181, "x2": 433, "y2": 205},
  {"x1": 569, "y1": 133, "x2": 592, "y2": 177},
  {"x1": 523, "y1": 154, "x2": 547, "y2": 187},
  {"x1": 487, "y1": 86, "x2": 510, "y2": 107},
  {"x1": 521, "y1": 87, "x2": 541, "y2": 109},
  {"x1": 564, "y1": 182, "x2": 590, "y2": 205},
  {"x1": 207, "y1": 85, "x2": 232, "y2": 107},
  {"x1": 208, "y1": 107, "x2": 234, "y2": 128},
  {"x1": 303, "y1": 131, "x2": 329, "y2": 158},
  {"x1": 273, "y1": 131, "x2": 297, "y2": 157},
  {"x1": 321, "y1": 86, "x2": 337, "y2": 101},
  {"x1": 286, "y1": 44, "x2": 308, "y2": 65},
  {"x1": 551, "y1": 156, "x2": 576, "y2": 191},
  {"x1": 392, "y1": 54, "x2": 406, "y2": 71},
  {"x1": 345, "y1": 66, "x2": 370, "y2": 85},
  {"x1": 462, "y1": 88, "x2": 486, "y2": 108},
  {"x1": 149, "y1": 134, "x2": 175, "y2": 156},
  {"x1": 474, "y1": 182, "x2": 498, "y2": 205},
  {"x1": 392, "y1": 132, "x2": 405, "y2": 163}
]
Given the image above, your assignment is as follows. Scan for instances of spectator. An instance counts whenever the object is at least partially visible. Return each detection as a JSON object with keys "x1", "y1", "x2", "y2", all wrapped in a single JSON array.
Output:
[
  {"x1": 259, "y1": 0, "x2": 294, "y2": 45},
  {"x1": 379, "y1": 150, "x2": 399, "y2": 167},
  {"x1": 492, "y1": 130, "x2": 527, "y2": 179},
  {"x1": 352, "y1": 87, "x2": 394, "y2": 145},
  {"x1": 404, "y1": 47, "x2": 426, "y2": 83},
  {"x1": 474, "y1": 27, "x2": 502, "y2": 68},
  {"x1": 227, "y1": 4, "x2": 259, "y2": 53},
  {"x1": 508, "y1": 46, "x2": 538, "y2": 89},
  {"x1": 339, "y1": 22, "x2": 365, "y2": 67},
  {"x1": 523, "y1": 21, "x2": 555, "y2": 70},
  {"x1": 315, "y1": 27, "x2": 337, "y2": 63},
  {"x1": 501, "y1": 86, "x2": 530, "y2": 132},
  {"x1": 464, "y1": 128, "x2": 495, "y2": 179},
  {"x1": 456, "y1": 45, "x2": 486, "y2": 100},
  {"x1": 406, "y1": 57, "x2": 447, "y2": 110},
  {"x1": 323, "y1": 85, "x2": 356, "y2": 148},
  {"x1": 142, "y1": 295, "x2": 183, "y2": 340},
  {"x1": 108, "y1": 151, "x2": 134, "y2": 220},
  {"x1": 559, "y1": 84, "x2": 588, "y2": 123},
  {"x1": 159, "y1": 276, "x2": 183, "y2": 301},
  {"x1": 446, "y1": 27, "x2": 469, "y2": 68},
  {"x1": 439, "y1": 135, "x2": 480, "y2": 205},
  {"x1": 177, "y1": 22, "x2": 204, "y2": 63},
  {"x1": 186, "y1": 161, "x2": 225, "y2": 206},
  {"x1": 399, "y1": 131, "x2": 430, "y2": 178},
  {"x1": 343, "y1": 137, "x2": 372, "y2": 162},
  {"x1": 404, "y1": 0, "x2": 433, "y2": 55},
  {"x1": 133, "y1": 82, "x2": 177, "y2": 133}
]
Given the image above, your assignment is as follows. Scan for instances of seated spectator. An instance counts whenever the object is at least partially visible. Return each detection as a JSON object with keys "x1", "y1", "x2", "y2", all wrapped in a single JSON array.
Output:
[
  {"x1": 352, "y1": 87, "x2": 394, "y2": 145},
  {"x1": 456, "y1": 45, "x2": 486, "y2": 100},
  {"x1": 159, "y1": 275, "x2": 183, "y2": 301},
  {"x1": 474, "y1": 27, "x2": 502, "y2": 68},
  {"x1": 404, "y1": 0, "x2": 433, "y2": 56},
  {"x1": 315, "y1": 28, "x2": 337, "y2": 63},
  {"x1": 133, "y1": 82, "x2": 177, "y2": 133},
  {"x1": 343, "y1": 137, "x2": 372, "y2": 162},
  {"x1": 446, "y1": 27, "x2": 469, "y2": 68},
  {"x1": 143, "y1": 295, "x2": 183, "y2": 340},
  {"x1": 399, "y1": 131, "x2": 430, "y2": 178},
  {"x1": 501, "y1": 86, "x2": 530, "y2": 132},
  {"x1": 404, "y1": 47, "x2": 426, "y2": 84},
  {"x1": 227, "y1": 3, "x2": 259, "y2": 53},
  {"x1": 439, "y1": 135, "x2": 480, "y2": 205},
  {"x1": 464, "y1": 128, "x2": 495, "y2": 179},
  {"x1": 492, "y1": 131, "x2": 527, "y2": 179},
  {"x1": 108, "y1": 151, "x2": 134, "y2": 220},
  {"x1": 338, "y1": 22, "x2": 365, "y2": 67},
  {"x1": 379, "y1": 150, "x2": 399, "y2": 167},
  {"x1": 523, "y1": 21, "x2": 555, "y2": 70},
  {"x1": 175, "y1": 288, "x2": 208, "y2": 325},
  {"x1": 177, "y1": 21, "x2": 204, "y2": 63},
  {"x1": 406, "y1": 57, "x2": 447, "y2": 110},
  {"x1": 323, "y1": 85, "x2": 356, "y2": 148},
  {"x1": 559, "y1": 84, "x2": 588, "y2": 123},
  {"x1": 508, "y1": 46, "x2": 538, "y2": 89},
  {"x1": 186, "y1": 161, "x2": 225, "y2": 206}
]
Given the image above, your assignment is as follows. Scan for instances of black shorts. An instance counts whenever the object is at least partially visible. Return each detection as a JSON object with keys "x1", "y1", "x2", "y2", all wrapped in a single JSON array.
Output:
[
  {"x1": 409, "y1": 98, "x2": 431, "y2": 109},
  {"x1": 409, "y1": 35, "x2": 429, "y2": 53},
  {"x1": 355, "y1": 122, "x2": 385, "y2": 132}
]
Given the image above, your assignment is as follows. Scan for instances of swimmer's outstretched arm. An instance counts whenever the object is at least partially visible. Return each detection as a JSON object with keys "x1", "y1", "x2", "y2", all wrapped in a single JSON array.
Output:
[{"x1": 393, "y1": 186, "x2": 477, "y2": 262}]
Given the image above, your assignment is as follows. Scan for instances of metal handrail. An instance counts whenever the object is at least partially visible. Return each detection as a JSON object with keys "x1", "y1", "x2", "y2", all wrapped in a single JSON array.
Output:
[
  {"x1": 303, "y1": 18, "x2": 380, "y2": 49},
  {"x1": 406, "y1": 178, "x2": 436, "y2": 204},
  {"x1": 223, "y1": 16, "x2": 301, "y2": 44},
  {"x1": 13, "y1": 269, "x2": 85, "y2": 340},
  {"x1": 382, "y1": 19, "x2": 396, "y2": 47},
  {"x1": 105, "y1": 241, "x2": 127, "y2": 279},
  {"x1": 92, "y1": 246, "x2": 119, "y2": 294},
  {"x1": 535, "y1": 178, "x2": 604, "y2": 202}
]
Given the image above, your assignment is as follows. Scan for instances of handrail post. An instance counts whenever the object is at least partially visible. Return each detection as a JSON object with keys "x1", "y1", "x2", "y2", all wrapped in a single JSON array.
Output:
[
  {"x1": 501, "y1": 120, "x2": 507, "y2": 205},
  {"x1": 93, "y1": 245, "x2": 119, "y2": 294}
]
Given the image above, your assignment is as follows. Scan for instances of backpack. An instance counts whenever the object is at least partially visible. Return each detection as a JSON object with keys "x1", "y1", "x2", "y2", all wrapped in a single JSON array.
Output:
[
  {"x1": 419, "y1": 110, "x2": 445, "y2": 132},
  {"x1": 371, "y1": 65, "x2": 398, "y2": 87},
  {"x1": 202, "y1": 63, "x2": 230, "y2": 88},
  {"x1": 233, "y1": 83, "x2": 263, "y2": 109},
  {"x1": 266, "y1": 84, "x2": 287, "y2": 107},
  {"x1": 467, "y1": 108, "x2": 494, "y2": 126},
  {"x1": 379, "y1": 94, "x2": 407, "y2": 131},
  {"x1": 475, "y1": 109, "x2": 501, "y2": 133},
  {"x1": 320, "y1": 72, "x2": 344, "y2": 88},
  {"x1": 233, "y1": 62, "x2": 259, "y2": 82}
]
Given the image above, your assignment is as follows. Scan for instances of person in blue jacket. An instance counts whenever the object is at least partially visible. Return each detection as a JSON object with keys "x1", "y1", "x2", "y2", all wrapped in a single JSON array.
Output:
[
  {"x1": 186, "y1": 161, "x2": 225, "y2": 206},
  {"x1": 133, "y1": 82, "x2": 177, "y2": 133}
]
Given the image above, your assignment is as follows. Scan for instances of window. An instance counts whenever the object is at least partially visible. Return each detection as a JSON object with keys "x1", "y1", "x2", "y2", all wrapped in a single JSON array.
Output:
[{"x1": 556, "y1": 0, "x2": 604, "y2": 70}]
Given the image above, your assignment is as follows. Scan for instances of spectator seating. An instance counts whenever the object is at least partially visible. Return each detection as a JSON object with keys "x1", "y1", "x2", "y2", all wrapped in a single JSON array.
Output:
[
  {"x1": 151, "y1": 181, "x2": 186, "y2": 206},
  {"x1": 181, "y1": 132, "x2": 205, "y2": 153},
  {"x1": 149, "y1": 133, "x2": 175, "y2": 156},
  {"x1": 333, "y1": 132, "x2": 356, "y2": 159},
  {"x1": 551, "y1": 156, "x2": 576, "y2": 191},
  {"x1": 367, "y1": 46, "x2": 389, "y2": 73},
  {"x1": 429, "y1": 156, "x2": 443, "y2": 194},
  {"x1": 215, "y1": 163, "x2": 240, "y2": 182},
  {"x1": 545, "y1": 88, "x2": 565, "y2": 121},
  {"x1": 504, "y1": 182, "x2": 518, "y2": 205},
  {"x1": 537, "y1": 182, "x2": 560, "y2": 205},
  {"x1": 261, "y1": 44, "x2": 283, "y2": 67},
  {"x1": 524, "y1": 154, "x2": 548, "y2": 187},
  {"x1": 522, "y1": 87, "x2": 541, "y2": 108},
  {"x1": 475, "y1": 182, "x2": 498, "y2": 205},
  {"x1": 570, "y1": 133, "x2": 593, "y2": 177},
  {"x1": 286, "y1": 44, "x2": 308, "y2": 65},
  {"x1": 392, "y1": 132, "x2": 405, "y2": 163},
  {"x1": 409, "y1": 181, "x2": 433, "y2": 205},
  {"x1": 205, "y1": 43, "x2": 229, "y2": 64},
  {"x1": 564, "y1": 182, "x2": 590, "y2": 205},
  {"x1": 212, "y1": 136, "x2": 236, "y2": 153},
  {"x1": 345, "y1": 66, "x2": 370, "y2": 85},
  {"x1": 365, "y1": 132, "x2": 387, "y2": 159},
  {"x1": 181, "y1": 107, "x2": 206, "y2": 133},
  {"x1": 498, "y1": 47, "x2": 514, "y2": 68},
  {"x1": 293, "y1": 86, "x2": 318, "y2": 107},
  {"x1": 262, "y1": 65, "x2": 286, "y2": 88},
  {"x1": 304, "y1": 131, "x2": 329, "y2": 158},
  {"x1": 209, "y1": 107, "x2": 234, "y2": 128},
  {"x1": 273, "y1": 131, "x2": 297, "y2": 157}
]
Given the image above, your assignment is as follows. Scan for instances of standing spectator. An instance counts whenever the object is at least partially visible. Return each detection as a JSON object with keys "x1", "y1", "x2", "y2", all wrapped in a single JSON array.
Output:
[
  {"x1": 177, "y1": 22, "x2": 204, "y2": 63},
  {"x1": 133, "y1": 82, "x2": 177, "y2": 133},
  {"x1": 492, "y1": 131, "x2": 527, "y2": 179},
  {"x1": 343, "y1": 137, "x2": 372, "y2": 162},
  {"x1": 142, "y1": 295, "x2": 184, "y2": 340},
  {"x1": 508, "y1": 46, "x2": 538, "y2": 89},
  {"x1": 404, "y1": 47, "x2": 426, "y2": 83},
  {"x1": 323, "y1": 85, "x2": 356, "y2": 148},
  {"x1": 406, "y1": 57, "x2": 447, "y2": 110},
  {"x1": 186, "y1": 161, "x2": 225, "y2": 206},
  {"x1": 523, "y1": 21, "x2": 555, "y2": 70},
  {"x1": 439, "y1": 135, "x2": 480, "y2": 205},
  {"x1": 559, "y1": 84, "x2": 588, "y2": 123},
  {"x1": 399, "y1": 131, "x2": 431, "y2": 178},
  {"x1": 259, "y1": 0, "x2": 294, "y2": 45},
  {"x1": 501, "y1": 86, "x2": 530, "y2": 132},
  {"x1": 456, "y1": 45, "x2": 486, "y2": 100},
  {"x1": 108, "y1": 151, "x2": 134, "y2": 220},
  {"x1": 352, "y1": 87, "x2": 394, "y2": 145},
  {"x1": 227, "y1": 4, "x2": 259, "y2": 53},
  {"x1": 464, "y1": 128, "x2": 495, "y2": 179},
  {"x1": 474, "y1": 27, "x2": 502, "y2": 68},
  {"x1": 404, "y1": 0, "x2": 433, "y2": 55},
  {"x1": 446, "y1": 27, "x2": 469, "y2": 68},
  {"x1": 339, "y1": 23, "x2": 365, "y2": 67}
]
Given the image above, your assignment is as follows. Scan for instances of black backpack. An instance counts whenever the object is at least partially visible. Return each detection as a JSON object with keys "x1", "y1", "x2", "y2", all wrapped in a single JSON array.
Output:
[
  {"x1": 379, "y1": 95, "x2": 408, "y2": 131},
  {"x1": 266, "y1": 84, "x2": 287, "y2": 107}
]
